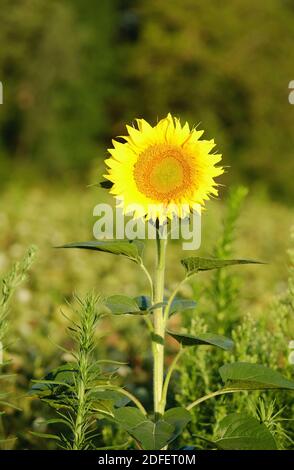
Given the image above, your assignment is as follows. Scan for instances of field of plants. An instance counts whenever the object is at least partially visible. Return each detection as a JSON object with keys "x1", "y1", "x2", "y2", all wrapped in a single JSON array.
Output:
[
  {"x1": 0, "y1": 180, "x2": 293, "y2": 449},
  {"x1": 0, "y1": 0, "x2": 294, "y2": 453}
]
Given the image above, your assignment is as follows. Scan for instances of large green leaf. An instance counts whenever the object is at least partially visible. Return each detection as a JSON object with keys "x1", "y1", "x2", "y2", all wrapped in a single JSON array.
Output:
[
  {"x1": 215, "y1": 413, "x2": 277, "y2": 450},
  {"x1": 113, "y1": 408, "x2": 174, "y2": 450},
  {"x1": 181, "y1": 257, "x2": 263, "y2": 277},
  {"x1": 105, "y1": 295, "x2": 146, "y2": 315},
  {"x1": 167, "y1": 331, "x2": 234, "y2": 351},
  {"x1": 113, "y1": 407, "x2": 191, "y2": 450},
  {"x1": 163, "y1": 407, "x2": 191, "y2": 442},
  {"x1": 219, "y1": 362, "x2": 294, "y2": 390},
  {"x1": 58, "y1": 240, "x2": 144, "y2": 263}
]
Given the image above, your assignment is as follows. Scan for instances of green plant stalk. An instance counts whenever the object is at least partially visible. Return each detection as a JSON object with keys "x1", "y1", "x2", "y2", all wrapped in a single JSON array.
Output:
[
  {"x1": 163, "y1": 278, "x2": 186, "y2": 324},
  {"x1": 73, "y1": 354, "x2": 87, "y2": 450},
  {"x1": 94, "y1": 385, "x2": 147, "y2": 416},
  {"x1": 152, "y1": 228, "x2": 167, "y2": 417},
  {"x1": 186, "y1": 388, "x2": 245, "y2": 411},
  {"x1": 160, "y1": 347, "x2": 184, "y2": 411}
]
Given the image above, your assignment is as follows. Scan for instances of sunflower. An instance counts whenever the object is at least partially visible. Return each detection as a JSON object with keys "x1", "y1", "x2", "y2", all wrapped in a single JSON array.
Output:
[{"x1": 104, "y1": 113, "x2": 224, "y2": 222}]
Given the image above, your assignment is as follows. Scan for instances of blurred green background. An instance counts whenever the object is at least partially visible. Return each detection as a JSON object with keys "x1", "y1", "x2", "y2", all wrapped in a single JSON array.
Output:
[
  {"x1": 0, "y1": 0, "x2": 293, "y2": 449},
  {"x1": 0, "y1": 0, "x2": 294, "y2": 201}
]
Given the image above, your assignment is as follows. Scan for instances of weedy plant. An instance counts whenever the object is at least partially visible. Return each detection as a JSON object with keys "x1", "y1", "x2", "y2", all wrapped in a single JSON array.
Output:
[
  {"x1": 30, "y1": 293, "x2": 140, "y2": 449},
  {"x1": 33, "y1": 115, "x2": 294, "y2": 450},
  {"x1": 206, "y1": 185, "x2": 248, "y2": 332},
  {"x1": 0, "y1": 246, "x2": 36, "y2": 448}
]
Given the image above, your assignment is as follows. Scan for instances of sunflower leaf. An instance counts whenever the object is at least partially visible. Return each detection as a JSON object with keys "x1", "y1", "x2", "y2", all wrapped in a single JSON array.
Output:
[
  {"x1": 113, "y1": 407, "x2": 190, "y2": 450},
  {"x1": 219, "y1": 362, "x2": 294, "y2": 390},
  {"x1": 167, "y1": 331, "x2": 234, "y2": 350},
  {"x1": 57, "y1": 240, "x2": 144, "y2": 263},
  {"x1": 113, "y1": 407, "x2": 174, "y2": 450},
  {"x1": 181, "y1": 257, "x2": 264, "y2": 277},
  {"x1": 215, "y1": 413, "x2": 277, "y2": 450},
  {"x1": 105, "y1": 295, "x2": 147, "y2": 315}
]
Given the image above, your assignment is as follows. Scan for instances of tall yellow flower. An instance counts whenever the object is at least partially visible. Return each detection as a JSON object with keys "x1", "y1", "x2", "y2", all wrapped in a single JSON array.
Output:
[{"x1": 104, "y1": 113, "x2": 224, "y2": 222}]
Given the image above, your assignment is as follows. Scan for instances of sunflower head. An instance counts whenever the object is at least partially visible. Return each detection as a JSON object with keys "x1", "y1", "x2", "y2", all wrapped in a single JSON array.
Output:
[{"x1": 104, "y1": 113, "x2": 224, "y2": 222}]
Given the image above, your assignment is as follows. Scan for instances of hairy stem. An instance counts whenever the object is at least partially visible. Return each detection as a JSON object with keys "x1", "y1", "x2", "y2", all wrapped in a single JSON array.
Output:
[
  {"x1": 160, "y1": 347, "x2": 184, "y2": 412},
  {"x1": 73, "y1": 354, "x2": 87, "y2": 450},
  {"x1": 139, "y1": 262, "x2": 154, "y2": 332},
  {"x1": 152, "y1": 226, "x2": 167, "y2": 417}
]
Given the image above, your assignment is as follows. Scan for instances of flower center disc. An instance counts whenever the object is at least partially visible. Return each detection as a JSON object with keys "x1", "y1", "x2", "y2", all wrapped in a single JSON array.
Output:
[
  {"x1": 150, "y1": 156, "x2": 184, "y2": 193},
  {"x1": 133, "y1": 144, "x2": 194, "y2": 202}
]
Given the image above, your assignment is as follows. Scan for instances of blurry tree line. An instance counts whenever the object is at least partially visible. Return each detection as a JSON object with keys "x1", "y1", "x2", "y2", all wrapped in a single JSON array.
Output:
[{"x1": 0, "y1": 0, "x2": 293, "y2": 202}]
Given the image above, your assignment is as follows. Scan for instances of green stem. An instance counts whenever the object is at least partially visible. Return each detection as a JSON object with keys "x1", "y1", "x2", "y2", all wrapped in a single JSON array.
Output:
[
  {"x1": 115, "y1": 388, "x2": 147, "y2": 416},
  {"x1": 160, "y1": 347, "x2": 184, "y2": 412},
  {"x1": 140, "y1": 262, "x2": 154, "y2": 301},
  {"x1": 93, "y1": 385, "x2": 147, "y2": 416},
  {"x1": 186, "y1": 388, "x2": 244, "y2": 411},
  {"x1": 139, "y1": 262, "x2": 154, "y2": 332},
  {"x1": 163, "y1": 278, "x2": 186, "y2": 323},
  {"x1": 73, "y1": 355, "x2": 86, "y2": 450},
  {"x1": 152, "y1": 226, "x2": 167, "y2": 417}
]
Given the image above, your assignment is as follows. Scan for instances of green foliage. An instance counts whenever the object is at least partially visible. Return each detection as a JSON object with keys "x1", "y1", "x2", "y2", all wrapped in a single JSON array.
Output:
[
  {"x1": 181, "y1": 256, "x2": 262, "y2": 277},
  {"x1": 214, "y1": 413, "x2": 277, "y2": 450},
  {"x1": 175, "y1": 190, "x2": 294, "y2": 449},
  {"x1": 130, "y1": 295, "x2": 197, "y2": 316},
  {"x1": 249, "y1": 398, "x2": 294, "y2": 449},
  {"x1": 1, "y1": 2, "x2": 294, "y2": 202},
  {"x1": 189, "y1": 185, "x2": 247, "y2": 332},
  {"x1": 0, "y1": 0, "x2": 119, "y2": 178},
  {"x1": 0, "y1": 245, "x2": 37, "y2": 347},
  {"x1": 113, "y1": 406, "x2": 190, "y2": 450},
  {"x1": 105, "y1": 294, "x2": 162, "y2": 316},
  {"x1": 56, "y1": 183, "x2": 294, "y2": 450},
  {"x1": 0, "y1": 183, "x2": 292, "y2": 449},
  {"x1": 104, "y1": 294, "x2": 195, "y2": 316},
  {"x1": 0, "y1": 246, "x2": 36, "y2": 448},
  {"x1": 219, "y1": 362, "x2": 294, "y2": 391},
  {"x1": 30, "y1": 293, "x2": 123, "y2": 449},
  {"x1": 176, "y1": 314, "x2": 293, "y2": 448},
  {"x1": 105, "y1": 295, "x2": 148, "y2": 315},
  {"x1": 167, "y1": 298, "x2": 197, "y2": 315},
  {"x1": 59, "y1": 240, "x2": 144, "y2": 264},
  {"x1": 208, "y1": 186, "x2": 248, "y2": 331},
  {"x1": 167, "y1": 331, "x2": 234, "y2": 351}
]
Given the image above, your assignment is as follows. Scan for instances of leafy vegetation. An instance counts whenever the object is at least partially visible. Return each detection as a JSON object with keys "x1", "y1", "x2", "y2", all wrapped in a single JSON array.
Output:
[
  {"x1": 175, "y1": 188, "x2": 294, "y2": 449},
  {"x1": 0, "y1": 246, "x2": 36, "y2": 448},
  {"x1": 0, "y1": 2, "x2": 293, "y2": 449},
  {"x1": 0, "y1": 182, "x2": 292, "y2": 449},
  {"x1": 30, "y1": 294, "x2": 132, "y2": 449}
]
